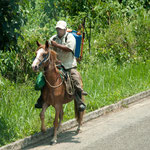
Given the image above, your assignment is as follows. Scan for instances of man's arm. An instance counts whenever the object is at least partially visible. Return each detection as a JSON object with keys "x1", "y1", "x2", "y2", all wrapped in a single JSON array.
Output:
[{"x1": 51, "y1": 40, "x2": 72, "y2": 52}]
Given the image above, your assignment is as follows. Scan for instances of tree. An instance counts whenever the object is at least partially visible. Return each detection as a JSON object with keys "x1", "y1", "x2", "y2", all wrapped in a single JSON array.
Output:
[{"x1": 0, "y1": 0, "x2": 25, "y2": 51}]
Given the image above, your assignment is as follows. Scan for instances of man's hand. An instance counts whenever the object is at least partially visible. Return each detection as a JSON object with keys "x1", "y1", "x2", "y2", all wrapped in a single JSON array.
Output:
[
  {"x1": 51, "y1": 40, "x2": 72, "y2": 52},
  {"x1": 51, "y1": 40, "x2": 58, "y2": 47}
]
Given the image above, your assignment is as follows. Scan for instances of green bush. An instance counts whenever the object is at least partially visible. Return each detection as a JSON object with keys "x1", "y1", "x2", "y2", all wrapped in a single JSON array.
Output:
[
  {"x1": 132, "y1": 10, "x2": 150, "y2": 61},
  {"x1": 0, "y1": 0, "x2": 25, "y2": 50},
  {"x1": 91, "y1": 19, "x2": 135, "y2": 63},
  {"x1": 89, "y1": 8, "x2": 150, "y2": 64},
  {"x1": 0, "y1": 1, "x2": 58, "y2": 82},
  {"x1": 0, "y1": 51, "x2": 21, "y2": 81}
]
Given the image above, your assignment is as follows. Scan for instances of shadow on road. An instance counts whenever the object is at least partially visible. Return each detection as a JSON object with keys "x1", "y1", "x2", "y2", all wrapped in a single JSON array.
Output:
[
  {"x1": 23, "y1": 130, "x2": 81, "y2": 149},
  {"x1": 57, "y1": 130, "x2": 80, "y2": 144}
]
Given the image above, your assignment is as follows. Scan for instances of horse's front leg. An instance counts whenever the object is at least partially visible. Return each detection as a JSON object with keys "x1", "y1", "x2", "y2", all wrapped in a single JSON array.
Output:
[
  {"x1": 57, "y1": 106, "x2": 63, "y2": 133},
  {"x1": 40, "y1": 103, "x2": 48, "y2": 132},
  {"x1": 51, "y1": 106, "x2": 60, "y2": 145}
]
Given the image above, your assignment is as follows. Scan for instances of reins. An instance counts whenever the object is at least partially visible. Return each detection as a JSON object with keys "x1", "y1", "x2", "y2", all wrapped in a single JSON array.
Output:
[{"x1": 43, "y1": 74, "x2": 63, "y2": 88}]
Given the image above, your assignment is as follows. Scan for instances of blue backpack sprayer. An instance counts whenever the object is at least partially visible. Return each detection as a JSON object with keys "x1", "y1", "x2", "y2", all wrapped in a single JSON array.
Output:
[{"x1": 66, "y1": 24, "x2": 85, "y2": 61}]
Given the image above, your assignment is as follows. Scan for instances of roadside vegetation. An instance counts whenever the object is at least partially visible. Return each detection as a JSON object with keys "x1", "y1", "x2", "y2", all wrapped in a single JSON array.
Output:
[{"x1": 0, "y1": 0, "x2": 150, "y2": 147}]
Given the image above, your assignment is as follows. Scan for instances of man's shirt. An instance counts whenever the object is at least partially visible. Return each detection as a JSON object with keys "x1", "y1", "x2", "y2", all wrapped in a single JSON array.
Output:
[{"x1": 49, "y1": 32, "x2": 77, "y2": 70}]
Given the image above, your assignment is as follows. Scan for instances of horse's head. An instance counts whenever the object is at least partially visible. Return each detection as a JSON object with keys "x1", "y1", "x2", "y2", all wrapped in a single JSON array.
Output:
[{"x1": 32, "y1": 41, "x2": 50, "y2": 72}]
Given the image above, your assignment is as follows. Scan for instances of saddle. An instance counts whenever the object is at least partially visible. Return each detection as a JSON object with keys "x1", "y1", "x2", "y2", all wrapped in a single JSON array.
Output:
[{"x1": 57, "y1": 65, "x2": 75, "y2": 96}]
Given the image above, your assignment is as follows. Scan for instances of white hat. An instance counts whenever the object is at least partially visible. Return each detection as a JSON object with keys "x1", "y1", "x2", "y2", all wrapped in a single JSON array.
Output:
[{"x1": 55, "y1": 21, "x2": 67, "y2": 29}]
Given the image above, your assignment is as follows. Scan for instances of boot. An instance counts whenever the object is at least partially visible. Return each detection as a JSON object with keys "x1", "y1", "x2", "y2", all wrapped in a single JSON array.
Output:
[
  {"x1": 75, "y1": 91, "x2": 86, "y2": 112},
  {"x1": 75, "y1": 84, "x2": 88, "y2": 96},
  {"x1": 82, "y1": 90, "x2": 88, "y2": 96},
  {"x1": 35, "y1": 95, "x2": 43, "y2": 108}
]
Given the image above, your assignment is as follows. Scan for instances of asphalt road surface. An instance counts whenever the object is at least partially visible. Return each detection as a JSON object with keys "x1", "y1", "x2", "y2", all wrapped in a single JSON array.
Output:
[{"x1": 24, "y1": 96, "x2": 150, "y2": 150}]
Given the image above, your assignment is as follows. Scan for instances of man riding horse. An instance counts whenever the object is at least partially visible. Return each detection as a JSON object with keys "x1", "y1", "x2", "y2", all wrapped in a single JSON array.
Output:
[{"x1": 35, "y1": 20, "x2": 87, "y2": 112}]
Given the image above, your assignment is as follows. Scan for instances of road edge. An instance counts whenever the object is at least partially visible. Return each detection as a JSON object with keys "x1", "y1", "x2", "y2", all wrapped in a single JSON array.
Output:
[{"x1": 1, "y1": 89, "x2": 150, "y2": 150}]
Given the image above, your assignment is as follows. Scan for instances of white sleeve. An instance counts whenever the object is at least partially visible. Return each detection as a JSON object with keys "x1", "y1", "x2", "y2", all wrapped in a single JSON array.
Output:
[{"x1": 49, "y1": 35, "x2": 56, "y2": 45}]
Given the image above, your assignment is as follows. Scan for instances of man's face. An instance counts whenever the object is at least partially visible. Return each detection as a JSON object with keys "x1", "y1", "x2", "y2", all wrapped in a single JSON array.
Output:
[{"x1": 56, "y1": 28, "x2": 66, "y2": 38}]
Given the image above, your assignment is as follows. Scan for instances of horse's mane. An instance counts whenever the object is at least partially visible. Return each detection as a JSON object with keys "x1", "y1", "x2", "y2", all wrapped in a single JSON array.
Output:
[{"x1": 50, "y1": 49, "x2": 58, "y2": 63}]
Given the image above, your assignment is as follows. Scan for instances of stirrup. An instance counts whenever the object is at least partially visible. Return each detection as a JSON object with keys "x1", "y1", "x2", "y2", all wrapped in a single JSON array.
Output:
[{"x1": 79, "y1": 104, "x2": 86, "y2": 112}]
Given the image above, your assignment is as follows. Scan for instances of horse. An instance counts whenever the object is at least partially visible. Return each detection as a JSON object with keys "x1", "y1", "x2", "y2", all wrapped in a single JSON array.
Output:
[{"x1": 32, "y1": 41, "x2": 85, "y2": 145}]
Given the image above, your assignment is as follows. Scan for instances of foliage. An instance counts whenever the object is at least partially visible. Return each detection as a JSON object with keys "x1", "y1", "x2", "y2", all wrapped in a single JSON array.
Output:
[
  {"x1": 0, "y1": 0, "x2": 25, "y2": 50},
  {"x1": 131, "y1": 10, "x2": 150, "y2": 61},
  {"x1": 91, "y1": 20, "x2": 134, "y2": 63},
  {"x1": 0, "y1": 0, "x2": 59, "y2": 81},
  {"x1": 58, "y1": 0, "x2": 97, "y2": 16},
  {"x1": 91, "y1": 10, "x2": 150, "y2": 63},
  {"x1": 0, "y1": 50, "x2": 21, "y2": 81},
  {"x1": 0, "y1": 49, "x2": 35, "y2": 82}
]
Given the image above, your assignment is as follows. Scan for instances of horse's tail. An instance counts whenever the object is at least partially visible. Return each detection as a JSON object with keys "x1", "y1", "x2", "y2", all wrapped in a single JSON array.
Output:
[{"x1": 74, "y1": 95, "x2": 85, "y2": 124}]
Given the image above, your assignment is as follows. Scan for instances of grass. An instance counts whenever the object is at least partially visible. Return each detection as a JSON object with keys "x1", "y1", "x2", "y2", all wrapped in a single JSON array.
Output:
[
  {"x1": 1, "y1": 60, "x2": 150, "y2": 147},
  {"x1": 79, "y1": 59, "x2": 150, "y2": 112}
]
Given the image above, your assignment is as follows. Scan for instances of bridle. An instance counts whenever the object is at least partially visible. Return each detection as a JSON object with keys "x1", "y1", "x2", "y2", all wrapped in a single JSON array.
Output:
[{"x1": 37, "y1": 52, "x2": 50, "y2": 67}]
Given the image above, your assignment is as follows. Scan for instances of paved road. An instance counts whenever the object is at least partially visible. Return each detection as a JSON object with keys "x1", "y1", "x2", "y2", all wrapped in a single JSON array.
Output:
[{"x1": 24, "y1": 96, "x2": 150, "y2": 150}]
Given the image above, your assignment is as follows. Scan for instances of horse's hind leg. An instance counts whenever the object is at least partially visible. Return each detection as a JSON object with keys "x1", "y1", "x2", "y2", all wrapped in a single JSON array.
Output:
[
  {"x1": 40, "y1": 103, "x2": 48, "y2": 132},
  {"x1": 74, "y1": 97, "x2": 85, "y2": 133},
  {"x1": 77, "y1": 111, "x2": 84, "y2": 133}
]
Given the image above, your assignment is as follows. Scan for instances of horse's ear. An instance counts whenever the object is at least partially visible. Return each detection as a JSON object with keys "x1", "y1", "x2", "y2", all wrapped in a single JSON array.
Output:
[
  {"x1": 45, "y1": 40, "x2": 49, "y2": 49},
  {"x1": 36, "y1": 41, "x2": 41, "y2": 47}
]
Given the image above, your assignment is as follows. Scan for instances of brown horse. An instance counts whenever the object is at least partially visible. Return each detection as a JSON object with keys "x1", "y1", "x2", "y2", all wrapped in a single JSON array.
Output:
[{"x1": 32, "y1": 41, "x2": 85, "y2": 145}]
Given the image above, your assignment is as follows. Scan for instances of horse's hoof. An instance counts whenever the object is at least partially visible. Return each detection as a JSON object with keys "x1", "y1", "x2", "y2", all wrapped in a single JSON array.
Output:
[
  {"x1": 57, "y1": 127, "x2": 62, "y2": 134},
  {"x1": 76, "y1": 128, "x2": 82, "y2": 134},
  {"x1": 50, "y1": 140, "x2": 57, "y2": 145}
]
